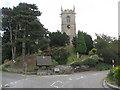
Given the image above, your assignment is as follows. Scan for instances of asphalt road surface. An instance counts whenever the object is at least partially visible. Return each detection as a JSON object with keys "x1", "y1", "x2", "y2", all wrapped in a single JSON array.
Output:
[{"x1": 1, "y1": 70, "x2": 110, "y2": 88}]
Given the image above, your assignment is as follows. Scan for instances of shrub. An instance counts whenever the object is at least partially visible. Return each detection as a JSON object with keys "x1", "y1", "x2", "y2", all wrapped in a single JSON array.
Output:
[
  {"x1": 72, "y1": 55, "x2": 100, "y2": 67},
  {"x1": 73, "y1": 60, "x2": 83, "y2": 66},
  {"x1": 91, "y1": 48, "x2": 97, "y2": 54},
  {"x1": 82, "y1": 55, "x2": 99, "y2": 67},
  {"x1": 52, "y1": 47, "x2": 70, "y2": 65},
  {"x1": 89, "y1": 50, "x2": 94, "y2": 55},
  {"x1": 113, "y1": 66, "x2": 120, "y2": 86},
  {"x1": 4, "y1": 59, "x2": 10, "y2": 63},
  {"x1": 27, "y1": 66, "x2": 39, "y2": 72},
  {"x1": 52, "y1": 60, "x2": 58, "y2": 67},
  {"x1": 89, "y1": 55, "x2": 99, "y2": 61},
  {"x1": 83, "y1": 58, "x2": 97, "y2": 67},
  {"x1": 106, "y1": 70, "x2": 116, "y2": 83},
  {"x1": 106, "y1": 66, "x2": 120, "y2": 86},
  {"x1": 4, "y1": 64, "x2": 11, "y2": 68},
  {"x1": 3, "y1": 59, "x2": 11, "y2": 68},
  {"x1": 115, "y1": 60, "x2": 120, "y2": 66},
  {"x1": 95, "y1": 63, "x2": 112, "y2": 71}
]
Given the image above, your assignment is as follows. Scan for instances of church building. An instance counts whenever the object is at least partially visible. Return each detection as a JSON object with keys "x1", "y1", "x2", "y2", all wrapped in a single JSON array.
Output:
[{"x1": 61, "y1": 6, "x2": 76, "y2": 44}]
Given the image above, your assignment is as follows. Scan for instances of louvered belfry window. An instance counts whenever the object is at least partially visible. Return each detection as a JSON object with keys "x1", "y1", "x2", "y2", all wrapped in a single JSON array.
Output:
[{"x1": 67, "y1": 16, "x2": 70, "y2": 24}]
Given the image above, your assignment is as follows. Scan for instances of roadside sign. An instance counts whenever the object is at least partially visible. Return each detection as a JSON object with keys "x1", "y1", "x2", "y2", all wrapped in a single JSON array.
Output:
[
  {"x1": 54, "y1": 68, "x2": 60, "y2": 72},
  {"x1": 112, "y1": 60, "x2": 115, "y2": 68}
]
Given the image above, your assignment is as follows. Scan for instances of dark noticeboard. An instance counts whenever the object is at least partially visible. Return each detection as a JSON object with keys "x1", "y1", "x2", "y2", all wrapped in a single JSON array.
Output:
[{"x1": 36, "y1": 56, "x2": 52, "y2": 66}]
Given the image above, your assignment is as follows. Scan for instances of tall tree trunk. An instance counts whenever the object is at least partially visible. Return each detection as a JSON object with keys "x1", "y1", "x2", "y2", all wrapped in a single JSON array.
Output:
[
  {"x1": 22, "y1": 34, "x2": 26, "y2": 65},
  {"x1": 9, "y1": 21, "x2": 15, "y2": 61},
  {"x1": 27, "y1": 45, "x2": 30, "y2": 55},
  {"x1": 13, "y1": 31, "x2": 17, "y2": 61},
  {"x1": 9, "y1": 21, "x2": 17, "y2": 63}
]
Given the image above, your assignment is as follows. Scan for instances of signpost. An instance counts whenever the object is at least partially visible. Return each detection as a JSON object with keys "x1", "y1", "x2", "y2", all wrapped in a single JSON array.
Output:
[
  {"x1": 36, "y1": 56, "x2": 52, "y2": 75},
  {"x1": 77, "y1": 52, "x2": 79, "y2": 58},
  {"x1": 54, "y1": 68, "x2": 60, "y2": 73},
  {"x1": 112, "y1": 60, "x2": 115, "y2": 68}
]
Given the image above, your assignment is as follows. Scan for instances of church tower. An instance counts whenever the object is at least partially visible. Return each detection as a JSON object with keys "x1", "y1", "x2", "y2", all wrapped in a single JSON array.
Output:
[{"x1": 61, "y1": 6, "x2": 76, "y2": 44}]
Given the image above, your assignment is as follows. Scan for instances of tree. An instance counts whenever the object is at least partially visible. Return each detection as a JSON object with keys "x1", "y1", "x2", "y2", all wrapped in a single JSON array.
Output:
[
  {"x1": 2, "y1": 7, "x2": 17, "y2": 62},
  {"x1": 76, "y1": 31, "x2": 87, "y2": 54},
  {"x1": 51, "y1": 47, "x2": 70, "y2": 65},
  {"x1": 72, "y1": 32, "x2": 93, "y2": 54},
  {"x1": 49, "y1": 31, "x2": 69, "y2": 47},
  {"x1": 13, "y1": 3, "x2": 41, "y2": 64},
  {"x1": 2, "y1": 3, "x2": 49, "y2": 63},
  {"x1": 94, "y1": 34, "x2": 118, "y2": 64},
  {"x1": 72, "y1": 36, "x2": 77, "y2": 50},
  {"x1": 83, "y1": 33, "x2": 93, "y2": 54}
]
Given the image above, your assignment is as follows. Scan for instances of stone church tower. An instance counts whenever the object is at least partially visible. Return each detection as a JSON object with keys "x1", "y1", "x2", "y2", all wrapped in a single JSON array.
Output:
[{"x1": 61, "y1": 6, "x2": 76, "y2": 44}]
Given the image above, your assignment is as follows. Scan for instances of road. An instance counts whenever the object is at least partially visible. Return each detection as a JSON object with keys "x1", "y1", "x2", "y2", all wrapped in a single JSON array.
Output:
[{"x1": 1, "y1": 70, "x2": 110, "y2": 88}]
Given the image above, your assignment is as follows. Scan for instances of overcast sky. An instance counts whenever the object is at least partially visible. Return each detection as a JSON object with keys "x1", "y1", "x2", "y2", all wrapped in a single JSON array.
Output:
[{"x1": 1, "y1": 0, "x2": 119, "y2": 39}]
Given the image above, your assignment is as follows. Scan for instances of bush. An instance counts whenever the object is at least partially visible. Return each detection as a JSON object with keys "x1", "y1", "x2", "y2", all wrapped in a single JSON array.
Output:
[
  {"x1": 115, "y1": 60, "x2": 120, "y2": 66},
  {"x1": 52, "y1": 60, "x2": 58, "y2": 67},
  {"x1": 106, "y1": 70, "x2": 116, "y2": 83},
  {"x1": 113, "y1": 66, "x2": 120, "y2": 86},
  {"x1": 27, "y1": 66, "x2": 39, "y2": 72},
  {"x1": 83, "y1": 58, "x2": 97, "y2": 67},
  {"x1": 4, "y1": 59, "x2": 10, "y2": 63},
  {"x1": 91, "y1": 48, "x2": 97, "y2": 54},
  {"x1": 4, "y1": 64, "x2": 11, "y2": 68},
  {"x1": 73, "y1": 60, "x2": 83, "y2": 66},
  {"x1": 106, "y1": 66, "x2": 120, "y2": 86},
  {"x1": 89, "y1": 51, "x2": 94, "y2": 55},
  {"x1": 52, "y1": 47, "x2": 70, "y2": 65},
  {"x1": 89, "y1": 55, "x2": 99, "y2": 61},
  {"x1": 72, "y1": 55, "x2": 100, "y2": 67},
  {"x1": 3, "y1": 59, "x2": 11, "y2": 68},
  {"x1": 82, "y1": 55, "x2": 99, "y2": 67},
  {"x1": 95, "y1": 63, "x2": 112, "y2": 71}
]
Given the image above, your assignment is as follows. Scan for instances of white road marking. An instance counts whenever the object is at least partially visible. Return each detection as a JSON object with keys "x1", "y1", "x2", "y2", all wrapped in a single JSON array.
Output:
[
  {"x1": 54, "y1": 86, "x2": 58, "y2": 88},
  {"x1": 80, "y1": 76, "x2": 84, "y2": 78},
  {"x1": 14, "y1": 82, "x2": 17, "y2": 84},
  {"x1": 0, "y1": 85, "x2": 2, "y2": 88},
  {"x1": 76, "y1": 76, "x2": 84, "y2": 80},
  {"x1": 51, "y1": 81, "x2": 63, "y2": 86},
  {"x1": 50, "y1": 81, "x2": 57, "y2": 86},
  {"x1": 69, "y1": 78, "x2": 72, "y2": 80},
  {"x1": 50, "y1": 81, "x2": 64, "y2": 88},
  {"x1": 4, "y1": 84, "x2": 9, "y2": 87}
]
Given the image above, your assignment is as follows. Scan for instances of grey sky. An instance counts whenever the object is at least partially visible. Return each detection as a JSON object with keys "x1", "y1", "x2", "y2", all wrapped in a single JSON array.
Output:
[{"x1": 1, "y1": 0, "x2": 119, "y2": 39}]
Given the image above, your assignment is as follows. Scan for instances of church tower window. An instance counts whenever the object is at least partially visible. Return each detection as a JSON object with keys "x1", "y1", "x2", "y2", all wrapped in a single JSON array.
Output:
[{"x1": 67, "y1": 16, "x2": 70, "y2": 24}]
